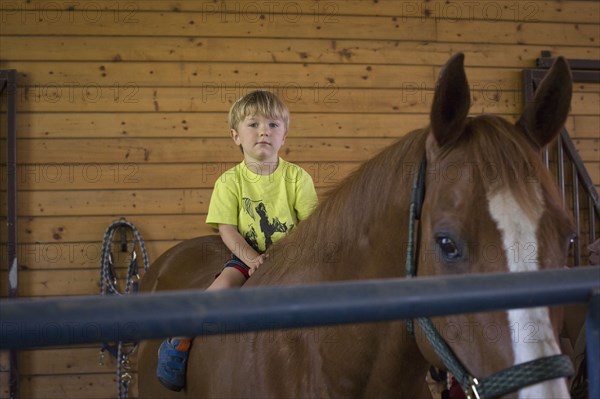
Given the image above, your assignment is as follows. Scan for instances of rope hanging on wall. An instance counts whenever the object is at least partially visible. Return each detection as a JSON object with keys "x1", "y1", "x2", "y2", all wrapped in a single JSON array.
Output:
[{"x1": 99, "y1": 217, "x2": 150, "y2": 399}]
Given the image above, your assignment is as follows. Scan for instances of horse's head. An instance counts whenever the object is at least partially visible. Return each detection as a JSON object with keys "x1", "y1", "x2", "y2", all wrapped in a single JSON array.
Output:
[{"x1": 416, "y1": 54, "x2": 575, "y2": 397}]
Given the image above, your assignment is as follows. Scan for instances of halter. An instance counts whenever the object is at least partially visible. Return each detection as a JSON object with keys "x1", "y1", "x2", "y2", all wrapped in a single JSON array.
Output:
[{"x1": 405, "y1": 158, "x2": 574, "y2": 399}]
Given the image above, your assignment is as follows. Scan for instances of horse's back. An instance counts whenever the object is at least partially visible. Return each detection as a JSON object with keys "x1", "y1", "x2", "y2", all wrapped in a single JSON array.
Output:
[{"x1": 140, "y1": 235, "x2": 228, "y2": 292}]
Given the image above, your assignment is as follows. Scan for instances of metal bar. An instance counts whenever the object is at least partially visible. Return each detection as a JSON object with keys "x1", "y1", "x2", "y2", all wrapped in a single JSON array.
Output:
[
  {"x1": 1, "y1": 69, "x2": 19, "y2": 399},
  {"x1": 573, "y1": 166, "x2": 582, "y2": 266},
  {"x1": 590, "y1": 196, "x2": 597, "y2": 243},
  {"x1": 571, "y1": 70, "x2": 600, "y2": 83},
  {"x1": 1, "y1": 266, "x2": 598, "y2": 350},
  {"x1": 6, "y1": 70, "x2": 18, "y2": 298},
  {"x1": 587, "y1": 290, "x2": 600, "y2": 399},
  {"x1": 557, "y1": 134, "x2": 566, "y2": 206},
  {"x1": 8, "y1": 69, "x2": 19, "y2": 399},
  {"x1": 560, "y1": 129, "x2": 600, "y2": 215},
  {"x1": 536, "y1": 57, "x2": 600, "y2": 71}
]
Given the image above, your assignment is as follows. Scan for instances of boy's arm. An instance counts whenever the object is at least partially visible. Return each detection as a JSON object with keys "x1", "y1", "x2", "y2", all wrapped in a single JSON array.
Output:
[{"x1": 218, "y1": 224, "x2": 265, "y2": 275}]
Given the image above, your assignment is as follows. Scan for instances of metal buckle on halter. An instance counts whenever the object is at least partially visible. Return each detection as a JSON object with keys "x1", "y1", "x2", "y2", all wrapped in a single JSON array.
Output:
[{"x1": 465, "y1": 376, "x2": 482, "y2": 399}]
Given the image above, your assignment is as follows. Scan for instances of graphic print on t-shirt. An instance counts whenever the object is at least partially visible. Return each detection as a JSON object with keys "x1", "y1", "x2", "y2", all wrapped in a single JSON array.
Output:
[{"x1": 242, "y1": 197, "x2": 289, "y2": 250}]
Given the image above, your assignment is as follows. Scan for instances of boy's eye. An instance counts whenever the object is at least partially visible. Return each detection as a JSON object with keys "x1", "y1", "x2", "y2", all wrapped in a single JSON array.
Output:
[{"x1": 269, "y1": 122, "x2": 279, "y2": 128}]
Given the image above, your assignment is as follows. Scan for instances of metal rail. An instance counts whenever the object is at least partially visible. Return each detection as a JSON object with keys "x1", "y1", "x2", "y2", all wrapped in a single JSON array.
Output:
[
  {"x1": 0, "y1": 68, "x2": 19, "y2": 399},
  {"x1": 1, "y1": 267, "x2": 598, "y2": 349},
  {"x1": 1, "y1": 267, "x2": 598, "y2": 396}
]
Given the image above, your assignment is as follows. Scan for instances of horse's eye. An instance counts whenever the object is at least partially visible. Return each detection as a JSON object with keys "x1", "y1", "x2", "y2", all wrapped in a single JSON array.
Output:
[{"x1": 436, "y1": 237, "x2": 461, "y2": 261}]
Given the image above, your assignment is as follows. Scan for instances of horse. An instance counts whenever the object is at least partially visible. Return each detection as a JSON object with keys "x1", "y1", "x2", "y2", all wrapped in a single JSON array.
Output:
[{"x1": 138, "y1": 53, "x2": 575, "y2": 398}]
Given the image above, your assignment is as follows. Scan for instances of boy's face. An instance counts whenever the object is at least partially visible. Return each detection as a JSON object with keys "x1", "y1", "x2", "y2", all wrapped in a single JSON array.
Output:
[{"x1": 231, "y1": 114, "x2": 287, "y2": 164}]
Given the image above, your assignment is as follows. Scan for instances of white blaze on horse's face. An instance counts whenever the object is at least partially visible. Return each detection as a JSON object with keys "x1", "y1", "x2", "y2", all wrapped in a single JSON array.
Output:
[{"x1": 487, "y1": 187, "x2": 570, "y2": 398}]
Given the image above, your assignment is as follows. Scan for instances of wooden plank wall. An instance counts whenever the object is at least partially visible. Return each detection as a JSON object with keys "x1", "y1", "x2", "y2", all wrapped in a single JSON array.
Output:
[{"x1": 0, "y1": 1, "x2": 599, "y2": 397}]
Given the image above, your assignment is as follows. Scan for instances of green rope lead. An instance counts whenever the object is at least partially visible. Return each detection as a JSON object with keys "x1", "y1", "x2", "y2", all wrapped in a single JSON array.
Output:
[
  {"x1": 402, "y1": 156, "x2": 573, "y2": 398},
  {"x1": 404, "y1": 159, "x2": 427, "y2": 336},
  {"x1": 417, "y1": 317, "x2": 574, "y2": 398},
  {"x1": 417, "y1": 318, "x2": 471, "y2": 388},
  {"x1": 474, "y1": 354, "x2": 574, "y2": 398},
  {"x1": 404, "y1": 200, "x2": 417, "y2": 336}
]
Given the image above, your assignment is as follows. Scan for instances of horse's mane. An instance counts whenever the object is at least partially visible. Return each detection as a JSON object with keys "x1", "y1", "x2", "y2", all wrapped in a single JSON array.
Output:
[
  {"x1": 305, "y1": 128, "x2": 427, "y2": 242},
  {"x1": 261, "y1": 128, "x2": 429, "y2": 283},
  {"x1": 259, "y1": 114, "x2": 555, "y2": 284}
]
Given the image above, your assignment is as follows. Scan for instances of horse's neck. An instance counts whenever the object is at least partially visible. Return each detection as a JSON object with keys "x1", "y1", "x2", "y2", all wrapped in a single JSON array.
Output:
[{"x1": 263, "y1": 131, "x2": 426, "y2": 284}]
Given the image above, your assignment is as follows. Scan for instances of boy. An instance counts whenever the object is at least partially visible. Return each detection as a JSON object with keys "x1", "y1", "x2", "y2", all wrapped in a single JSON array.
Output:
[{"x1": 156, "y1": 90, "x2": 318, "y2": 391}]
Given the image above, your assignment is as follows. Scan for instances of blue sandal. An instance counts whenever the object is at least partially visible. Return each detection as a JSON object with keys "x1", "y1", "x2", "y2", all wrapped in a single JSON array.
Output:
[{"x1": 156, "y1": 338, "x2": 191, "y2": 391}]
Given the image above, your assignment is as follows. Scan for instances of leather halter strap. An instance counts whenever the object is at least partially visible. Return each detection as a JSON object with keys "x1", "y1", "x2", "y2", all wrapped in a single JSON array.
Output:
[{"x1": 404, "y1": 157, "x2": 574, "y2": 398}]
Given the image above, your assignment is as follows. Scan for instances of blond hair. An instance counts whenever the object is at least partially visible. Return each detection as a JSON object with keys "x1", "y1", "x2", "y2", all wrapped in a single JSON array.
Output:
[{"x1": 228, "y1": 90, "x2": 290, "y2": 132}]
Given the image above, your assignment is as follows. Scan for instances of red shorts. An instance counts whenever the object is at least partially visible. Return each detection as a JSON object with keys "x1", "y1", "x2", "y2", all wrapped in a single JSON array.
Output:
[{"x1": 217, "y1": 255, "x2": 251, "y2": 280}]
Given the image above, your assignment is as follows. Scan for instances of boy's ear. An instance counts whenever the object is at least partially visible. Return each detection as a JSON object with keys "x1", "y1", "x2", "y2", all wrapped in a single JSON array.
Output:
[
  {"x1": 230, "y1": 128, "x2": 240, "y2": 145},
  {"x1": 230, "y1": 129, "x2": 244, "y2": 154}
]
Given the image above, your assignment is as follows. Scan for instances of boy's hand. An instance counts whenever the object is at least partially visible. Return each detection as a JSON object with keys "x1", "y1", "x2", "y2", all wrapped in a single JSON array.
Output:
[
  {"x1": 248, "y1": 253, "x2": 267, "y2": 276},
  {"x1": 217, "y1": 224, "x2": 270, "y2": 276}
]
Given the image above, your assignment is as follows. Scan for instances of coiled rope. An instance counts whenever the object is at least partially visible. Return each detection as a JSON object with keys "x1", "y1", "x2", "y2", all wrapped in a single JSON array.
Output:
[{"x1": 99, "y1": 218, "x2": 149, "y2": 399}]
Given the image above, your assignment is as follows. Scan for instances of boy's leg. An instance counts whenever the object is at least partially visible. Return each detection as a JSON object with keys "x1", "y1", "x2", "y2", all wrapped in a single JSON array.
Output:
[
  {"x1": 156, "y1": 263, "x2": 247, "y2": 391},
  {"x1": 156, "y1": 336, "x2": 192, "y2": 391},
  {"x1": 207, "y1": 267, "x2": 248, "y2": 291}
]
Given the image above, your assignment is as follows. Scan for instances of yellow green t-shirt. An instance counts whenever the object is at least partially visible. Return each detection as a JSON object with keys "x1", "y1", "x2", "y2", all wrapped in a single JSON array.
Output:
[{"x1": 206, "y1": 158, "x2": 318, "y2": 252}]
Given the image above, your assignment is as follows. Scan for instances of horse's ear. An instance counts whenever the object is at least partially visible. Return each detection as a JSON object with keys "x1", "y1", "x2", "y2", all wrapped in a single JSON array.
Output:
[
  {"x1": 517, "y1": 57, "x2": 572, "y2": 148},
  {"x1": 430, "y1": 53, "x2": 471, "y2": 148}
]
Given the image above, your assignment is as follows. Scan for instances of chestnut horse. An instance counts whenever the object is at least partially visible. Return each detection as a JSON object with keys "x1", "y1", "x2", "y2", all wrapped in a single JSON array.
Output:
[{"x1": 138, "y1": 54, "x2": 575, "y2": 398}]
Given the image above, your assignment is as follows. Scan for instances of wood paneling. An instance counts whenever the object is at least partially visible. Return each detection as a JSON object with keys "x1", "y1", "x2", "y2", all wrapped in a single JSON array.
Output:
[
  {"x1": 2, "y1": 36, "x2": 598, "y2": 66},
  {"x1": 13, "y1": 87, "x2": 524, "y2": 113},
  {"x1": 2, "y1": 1, "x2": 599, "y2": 23},
  {"x1": 2, "y1": 162, "x2": 359, "y2": 190},
  {"x1": 1, "y1": 0, "x2": 598, "y2": 397},
  {"x1": 0, "y1": 12, "x2": 438, "y2": 40},
  {"x1": 9, "y1": 112, "x2": 430, "y2": 138}
]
